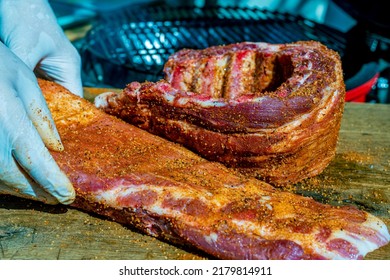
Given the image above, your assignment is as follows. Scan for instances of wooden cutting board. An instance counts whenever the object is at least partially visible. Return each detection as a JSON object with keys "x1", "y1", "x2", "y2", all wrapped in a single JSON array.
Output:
[{"x1": 0, "y1": 88, "x2": 389, "y2": 260}]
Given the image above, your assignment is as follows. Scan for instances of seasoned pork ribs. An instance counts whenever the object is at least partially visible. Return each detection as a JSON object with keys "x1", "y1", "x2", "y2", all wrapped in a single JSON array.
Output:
[
  {"x1": 95, "y1": 41, "x2": 346, "y2": 186},
  {"x1": 40, "y1": 80, "x2": 389, "y2": 260}
]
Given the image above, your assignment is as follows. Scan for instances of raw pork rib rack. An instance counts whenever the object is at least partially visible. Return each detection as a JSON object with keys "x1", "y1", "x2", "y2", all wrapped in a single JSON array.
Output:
[
  {"x1": 95, "y1": 41, "x2": 345, "y2": 186},
  {"x1": 40, "y1": 79, "x2": 389, "y2": 260}
]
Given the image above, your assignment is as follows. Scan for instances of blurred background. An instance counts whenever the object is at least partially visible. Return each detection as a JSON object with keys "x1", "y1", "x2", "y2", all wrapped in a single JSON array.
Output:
[{"x1": 49, "y1": 0, "x2": 390, "y2": 103}]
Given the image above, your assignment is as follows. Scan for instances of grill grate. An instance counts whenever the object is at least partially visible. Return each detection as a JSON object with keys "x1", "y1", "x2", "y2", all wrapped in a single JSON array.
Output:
[{"x1": 80, "y1": 5, "x2": 347, "y2": 88}]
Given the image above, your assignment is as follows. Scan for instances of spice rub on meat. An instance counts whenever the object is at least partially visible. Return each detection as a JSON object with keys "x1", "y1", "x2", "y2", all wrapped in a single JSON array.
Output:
[
  {"x1": 95, "y1": 41, "x2": 346, "y2": 186},
  {"x1": 41, "y1": 79, "x2": 389, "y2": 260}
]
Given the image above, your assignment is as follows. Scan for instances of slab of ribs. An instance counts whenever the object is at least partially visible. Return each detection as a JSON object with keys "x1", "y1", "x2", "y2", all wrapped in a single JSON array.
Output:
[
  {"x1": 39, "y1": 58, "x2": 389, "y2": 259},
  {"x1": 95, "y1": 41, "x2": 345, "y2": 186}
]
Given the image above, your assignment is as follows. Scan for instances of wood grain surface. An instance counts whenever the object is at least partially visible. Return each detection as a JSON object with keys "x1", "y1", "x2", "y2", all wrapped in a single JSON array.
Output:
[{"x1": 0, "y1": 93, "x2": 389, "y2": 260}]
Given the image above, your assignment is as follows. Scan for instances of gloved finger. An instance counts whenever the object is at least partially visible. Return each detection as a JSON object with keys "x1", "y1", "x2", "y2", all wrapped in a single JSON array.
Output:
[
  {"x1": 12, "y1": 140, "x2": 76, "y2": 205},
  {"x1": 0, "y1": 156, "x2": 58, "y2": 205},
  {"x1": 0, "y1": 116, "x2": 64, "y2": 205},
  {"x1": 1, "y1": 87, "x2": 75, "y2": 205},
  {"x1": 34, "y1": 47, "x2": 84, "y2": 97}
]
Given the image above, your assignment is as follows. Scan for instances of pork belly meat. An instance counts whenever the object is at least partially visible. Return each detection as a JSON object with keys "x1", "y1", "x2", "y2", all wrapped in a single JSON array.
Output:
[
  {"x1": 40, "y1": 80, "x2": 389, "y2": 260},
  {"x1": 95, "y1": 41, "x2": 346, "y2": 186}
]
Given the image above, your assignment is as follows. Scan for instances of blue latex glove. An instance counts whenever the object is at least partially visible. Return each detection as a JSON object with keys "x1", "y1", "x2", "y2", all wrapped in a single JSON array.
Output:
[{"x1": 0, "y1": 0, "x2": 82, "y2": 204}]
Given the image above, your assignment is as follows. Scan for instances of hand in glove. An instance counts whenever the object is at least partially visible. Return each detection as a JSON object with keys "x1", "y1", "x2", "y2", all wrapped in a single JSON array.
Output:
[{"x1": 0, "y1": 0, "x2": 83, "y2": 204}]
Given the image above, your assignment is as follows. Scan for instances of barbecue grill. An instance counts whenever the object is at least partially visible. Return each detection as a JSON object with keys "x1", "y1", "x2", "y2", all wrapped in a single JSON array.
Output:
[
  {"x1": 77, "y1": 3, "x2": 386, "y2": 102},
  {"x1": 79, "y1": 5, "x2": 345, "y2": 85}
]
